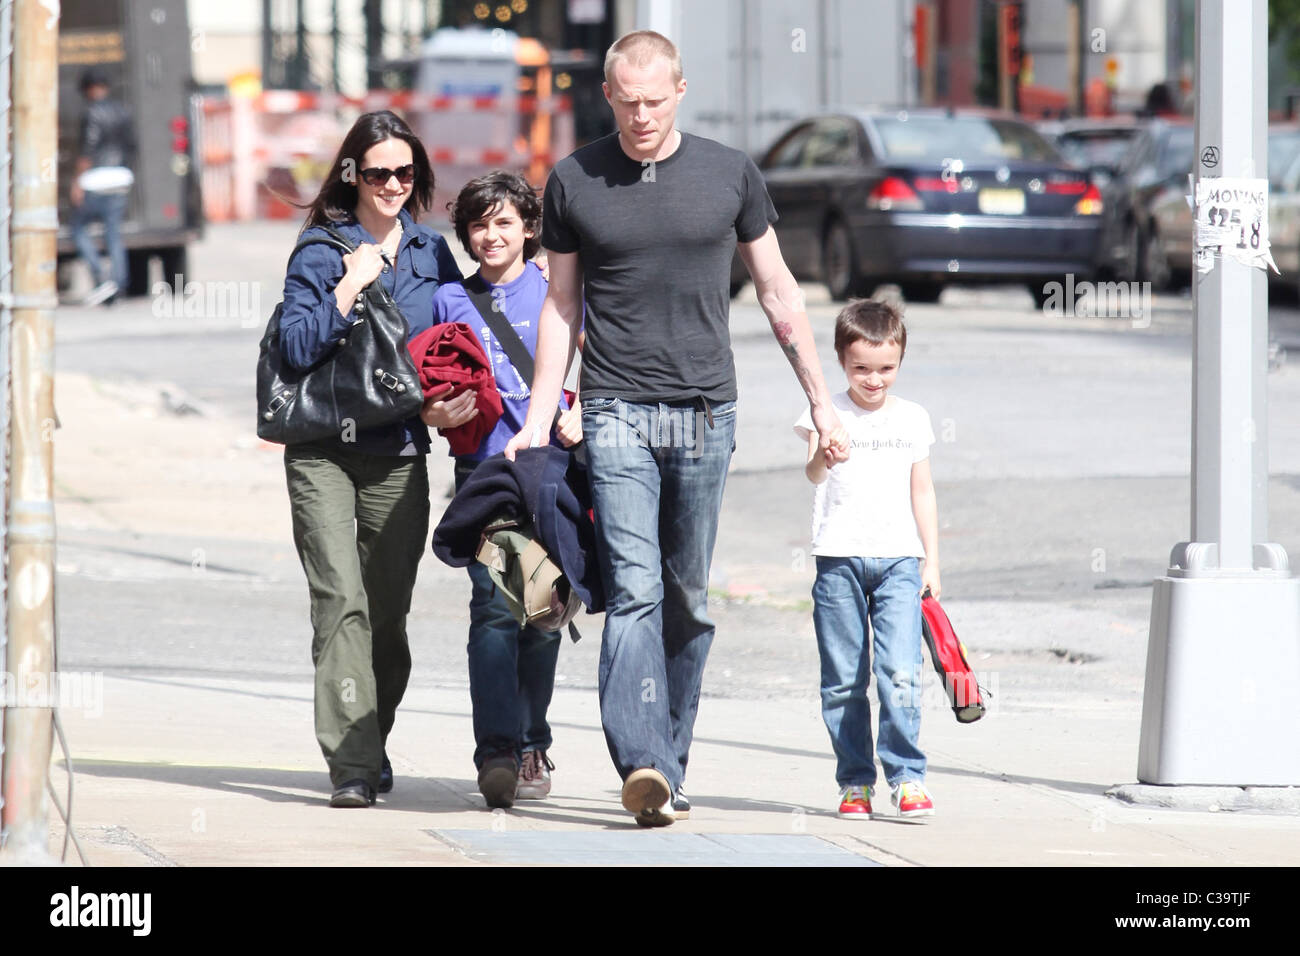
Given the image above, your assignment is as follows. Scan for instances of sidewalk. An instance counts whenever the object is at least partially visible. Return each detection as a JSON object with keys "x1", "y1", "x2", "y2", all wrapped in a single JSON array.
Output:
[
  {"x1": 40, "y1": 363, "x2": 1300, "y2": 867},
  {"x1": 52, "y1": 672, "x2": 1300, "y2": 867}
]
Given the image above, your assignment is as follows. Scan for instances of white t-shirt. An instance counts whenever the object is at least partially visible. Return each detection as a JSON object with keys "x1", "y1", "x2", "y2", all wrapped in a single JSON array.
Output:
[{"x1": 794, "y1": 392, "x2": 935, "y2": 558}]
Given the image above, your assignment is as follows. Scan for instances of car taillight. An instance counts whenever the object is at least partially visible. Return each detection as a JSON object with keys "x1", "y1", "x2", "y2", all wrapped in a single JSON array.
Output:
[
  {"x1": 172, "y1": 136, "x2": 189, "y2": 153},
  {"x1": 169, "y1": 115, "x2": 188, "y2": 134},
  {"x1": 868, "y1": 176, "x2": 924, "y2": 211},
  {"x1": 1074, "y1": 184, "x2": 1103, "y2": 214},
  {"x1": 1045, "y1": 180, "x2": 1088, "y2": 194},
  {"x1": 913, "y1": 176, "x2": 959, "y2": 194}
]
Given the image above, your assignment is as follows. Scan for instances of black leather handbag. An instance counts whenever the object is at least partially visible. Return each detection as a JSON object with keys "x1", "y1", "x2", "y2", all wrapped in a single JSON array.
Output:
[{"x1": 256, "y1": 223, "x2": 423, "y2": 445}]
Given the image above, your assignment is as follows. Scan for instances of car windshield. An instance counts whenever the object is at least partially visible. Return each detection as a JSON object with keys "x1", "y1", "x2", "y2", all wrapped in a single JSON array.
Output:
[
  {"x1": 873, "y1": 115, "x2": 1061, "y2": 163},
  {"x1": 1268, "y1": 129, "x2": 1300, "y2": 185},
  {"x1": 1157, "y1": 126, "x2": 1195, "y2": 178},
  {"x1": 1056, "y1": 129, "x2": 1136, "y2": 169}
]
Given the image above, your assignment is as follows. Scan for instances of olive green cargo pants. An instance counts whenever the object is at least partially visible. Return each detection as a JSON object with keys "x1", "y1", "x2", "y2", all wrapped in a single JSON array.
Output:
[{"x1": 285, "y1": 441, "x2": 430, "y2": 790}]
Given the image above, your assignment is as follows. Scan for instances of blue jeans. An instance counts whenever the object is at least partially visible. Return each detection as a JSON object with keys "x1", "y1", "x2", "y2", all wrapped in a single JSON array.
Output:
[
  {"x1": 812, "y1": 555, "x2": 926, "y2": 789},
  {"x1": 580, "y1": 397, "x2": 736, "y2": 792},
  {"x1": 456, "y1": 461, "x2": 562, "y2": 769},
  {"x1": 71, "y1": 190, "x2": 128, "y2": 290}
]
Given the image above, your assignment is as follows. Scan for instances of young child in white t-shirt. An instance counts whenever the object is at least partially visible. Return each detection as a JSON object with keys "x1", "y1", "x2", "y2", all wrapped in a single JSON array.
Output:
[{"x1": 793, "y1": 298, "x2": 940, "y2": 821}]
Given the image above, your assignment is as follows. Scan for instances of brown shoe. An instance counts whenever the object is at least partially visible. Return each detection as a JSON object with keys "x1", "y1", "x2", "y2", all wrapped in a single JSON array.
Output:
[
  {"x1": 621, "y1": 767, "x2": 674, "y2": 827},
  {"x1": 478, "y1": 752, "x2": 518, "y2": 809}
]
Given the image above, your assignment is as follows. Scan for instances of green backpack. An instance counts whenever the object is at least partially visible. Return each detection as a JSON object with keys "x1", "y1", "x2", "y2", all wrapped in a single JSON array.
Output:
[{"x1": 475, "y1": 515, "x2": 584, "y2": 635}]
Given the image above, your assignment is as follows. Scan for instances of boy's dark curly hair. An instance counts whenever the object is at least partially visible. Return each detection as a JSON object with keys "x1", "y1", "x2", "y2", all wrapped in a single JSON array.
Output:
[
  {"x1": 448, "y1": 171, "x2": 543, "y2": 262},
  {"x1": 834, "y1": 298, "x2": 907, "y2": 363}
]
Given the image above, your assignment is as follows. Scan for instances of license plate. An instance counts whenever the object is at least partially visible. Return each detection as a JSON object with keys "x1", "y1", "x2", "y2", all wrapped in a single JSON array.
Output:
[{"x1": 978, "y1": 188, "x2": 1025, "y2": 215}]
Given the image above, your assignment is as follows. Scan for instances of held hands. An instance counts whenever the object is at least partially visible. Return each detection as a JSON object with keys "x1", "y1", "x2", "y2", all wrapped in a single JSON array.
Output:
[
  {"x1": 813, "y1": 405, "x2": 850, "y2": 469},
  {"x1": 421, "y1": 385, "x2": 478, "y2": 429}
]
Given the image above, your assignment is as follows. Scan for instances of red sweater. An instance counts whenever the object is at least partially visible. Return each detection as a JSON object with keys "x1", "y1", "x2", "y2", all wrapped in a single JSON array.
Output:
[{"x1": 406, "y1": 322, "x2": 503, "y2": 455}]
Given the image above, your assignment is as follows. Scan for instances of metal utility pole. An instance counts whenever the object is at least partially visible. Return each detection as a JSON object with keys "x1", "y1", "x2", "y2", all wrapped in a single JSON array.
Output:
[
  {"x1": 1136, "y1": 0, "x2": 1300, "y2": 786},
  {"x1": 262, "y1": 0, "x2": 274, "y2": 87},
  {"x1": 1066, "y1": 1, "x2": 1080, "y2": 114},
  {"x1": 366, "y1": 0, "x2": 383, "y2": 90},
  {"x1": 0, "y1": 0, "x2": 59, "y2": 860}
]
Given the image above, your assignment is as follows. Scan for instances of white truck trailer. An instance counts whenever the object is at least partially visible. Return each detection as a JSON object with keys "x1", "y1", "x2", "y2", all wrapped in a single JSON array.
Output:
[{"x1": 618, "y1": 0, "x2": 911, "y2": 156}]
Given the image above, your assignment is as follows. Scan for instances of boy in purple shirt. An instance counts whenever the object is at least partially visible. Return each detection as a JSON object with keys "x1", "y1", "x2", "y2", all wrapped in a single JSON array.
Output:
[{"x1": 422, "y1": 171, "x2": 582, "y2": 808}]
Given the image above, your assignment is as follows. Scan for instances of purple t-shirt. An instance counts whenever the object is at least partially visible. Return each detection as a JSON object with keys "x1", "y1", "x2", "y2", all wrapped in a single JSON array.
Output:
[{"x1": 430, "y1": 261, "x2": 570, "y2": 461}]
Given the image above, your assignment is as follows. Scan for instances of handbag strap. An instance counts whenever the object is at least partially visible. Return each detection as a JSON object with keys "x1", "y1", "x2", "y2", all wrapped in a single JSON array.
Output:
[
  {"x1": 290, "y1": 222, "x2": 397, "y2": 300},
  {"x1": 287, "y1": 231, "x2": 353, "y2": 268},
  {"x1": 461, "y1": 273, "x2": 563, "y2": 430}
]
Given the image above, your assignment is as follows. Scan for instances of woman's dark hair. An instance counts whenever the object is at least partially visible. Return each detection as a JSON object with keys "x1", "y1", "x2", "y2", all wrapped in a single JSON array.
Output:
[
  {"x1": 448, "y1": 171, "x2": 543, "y2": 261},
  {"x1": 834, "y1": 298, "x2": 907, "y2": 363},
  {"x1": 302, "y1": 110, "x2": 433, "y2": 229}
]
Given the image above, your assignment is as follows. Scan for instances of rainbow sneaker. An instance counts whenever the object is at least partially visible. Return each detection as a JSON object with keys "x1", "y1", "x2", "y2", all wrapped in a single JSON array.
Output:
[
  {"x1": 891, "y1": 781, "x2": 935, "y2": 820},
  {"x1": 837, "y1": 785, "x2": 873, "y2": 817}
]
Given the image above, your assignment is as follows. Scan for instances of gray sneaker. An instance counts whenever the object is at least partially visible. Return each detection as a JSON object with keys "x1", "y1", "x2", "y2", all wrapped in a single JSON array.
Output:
[
  {"x1": 516, "y1": 750, "x2": 554, "y2": 799},
  {"x1": 672, "y1": 786, "x2": 690, "y2": 819},
  {"x1": 83, "y1": 280, "x2": 118, "y2": 306}
]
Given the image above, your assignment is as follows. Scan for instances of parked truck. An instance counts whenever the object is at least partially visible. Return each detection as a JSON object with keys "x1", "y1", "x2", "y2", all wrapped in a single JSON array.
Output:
[
  {"x1": 628, "y1": 0, "x2": 909, "y2": 157},
  {"x1": 58, "y1": 0, "x2": 202, "y2": 295}
]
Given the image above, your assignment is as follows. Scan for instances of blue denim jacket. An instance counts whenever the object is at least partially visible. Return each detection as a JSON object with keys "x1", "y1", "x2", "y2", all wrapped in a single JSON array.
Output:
[{"x1": 279, "y1": 208, "x2": 463, "y2": 456}]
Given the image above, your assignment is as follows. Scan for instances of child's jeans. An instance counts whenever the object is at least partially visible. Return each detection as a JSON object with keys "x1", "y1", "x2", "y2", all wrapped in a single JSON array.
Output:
[
  {"x1": 812, "y1": 555, "x2": 927, "y2": 789},
  {"x1": 455, "y1": 459, "x2": 562, "y2": 769}
]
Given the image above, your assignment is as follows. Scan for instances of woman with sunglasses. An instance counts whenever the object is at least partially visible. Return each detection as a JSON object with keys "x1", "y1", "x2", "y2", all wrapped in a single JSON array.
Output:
[{"x1": 278, "y1": 110, "x2": 462, "y2": 808}]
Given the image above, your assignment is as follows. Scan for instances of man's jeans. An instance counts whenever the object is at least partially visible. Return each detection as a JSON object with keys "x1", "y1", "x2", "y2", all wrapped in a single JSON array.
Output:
[
  {"x1": 580, "y1": 397, "x2": 736, "y2": 792},
  {"x1": 455, "y1": 461, "x2": 562, "y2": 770},
  {"x1": 72, "y1": 190, "x2": 128, "y2": 290},
  {"x1": 812, "y1": 555, "x2": 927, "y2": 789}
]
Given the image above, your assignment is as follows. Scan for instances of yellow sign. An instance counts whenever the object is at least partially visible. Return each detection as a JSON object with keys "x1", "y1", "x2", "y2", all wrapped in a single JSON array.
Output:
[{"x1": 59, "y1": 31, "x2": 125, "y2": 66}]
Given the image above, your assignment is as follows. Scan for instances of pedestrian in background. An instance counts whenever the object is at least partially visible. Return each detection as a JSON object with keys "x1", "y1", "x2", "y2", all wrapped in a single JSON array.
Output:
[
  {"x1": 795, "y1": 298, "x2": 940, "y2": 821},
  {"x1": 70, "y1": 67, "x2": 135, "y2": 306},
  {"x1": 278, "y1": 110, "x2": 462, "y2": 808},
  {"x1": 505, "y1": 30, "x2": 848, "y2": 827},
  {"x1": 424, "y1": 171, "x2": 582, "y2": 809}
]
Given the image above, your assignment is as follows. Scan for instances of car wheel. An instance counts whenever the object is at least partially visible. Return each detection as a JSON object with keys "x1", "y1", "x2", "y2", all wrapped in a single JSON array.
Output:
[
  {"x1": 1119, "y1": 223, "x2": 1141, "y2": 282},
  {"x1": 126, "y1": 249, "x2": 153, "y2": 297},
  {"x1": 1142, "y1": 226, "x2": 1171, "y2": 292},
  {"x1": 159, "y1": 246, "x2": 188, "y2": 292},
  {"x1": 822, "y1": 218, "x2": 864, "y2": 301},
  {"x1": 898, "y1": 281, "x2": 943, "y2": 304}
]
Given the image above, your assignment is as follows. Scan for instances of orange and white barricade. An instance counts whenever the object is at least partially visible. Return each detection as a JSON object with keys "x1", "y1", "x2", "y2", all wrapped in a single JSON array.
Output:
[{"x1": 195, "y1": 89, "x2": 574, "y2": 222}]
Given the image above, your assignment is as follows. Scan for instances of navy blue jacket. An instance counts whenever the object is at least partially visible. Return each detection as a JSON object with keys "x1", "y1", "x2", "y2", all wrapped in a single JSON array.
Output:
[
  {"x1": 279, "y1": 208, "x2": 463, "y2": 455},
  {"x1": 432, "y1": 446, "x2": 605, "y2": 614}
]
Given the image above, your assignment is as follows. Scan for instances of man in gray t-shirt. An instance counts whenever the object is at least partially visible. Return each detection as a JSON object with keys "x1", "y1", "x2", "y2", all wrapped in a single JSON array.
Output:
[{"x1": 506, "y1": 30, "x2": 847, "y2": 827}]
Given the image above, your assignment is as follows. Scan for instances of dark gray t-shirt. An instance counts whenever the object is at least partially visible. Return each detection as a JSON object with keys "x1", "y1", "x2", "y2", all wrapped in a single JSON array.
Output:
[{"x1": 541, "y1": 131, "x2": 777, "y2": 403}]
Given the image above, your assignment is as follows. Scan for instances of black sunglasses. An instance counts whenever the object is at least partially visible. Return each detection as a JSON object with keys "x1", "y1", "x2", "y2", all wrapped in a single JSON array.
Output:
[{"x1": 359, "y1": 164, "x2": 416, "y2": 187}]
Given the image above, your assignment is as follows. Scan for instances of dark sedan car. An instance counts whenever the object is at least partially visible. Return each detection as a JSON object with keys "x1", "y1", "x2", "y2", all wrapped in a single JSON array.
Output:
[
  {"x1": 732, "y1": 109, "x2": 1104, "y2": 304},
  {"x1": 1093, "y1": 118, "x2": 1194, "y2": 283},
  {"x1": 1036, "y1": 116, "x2": 1142, "y2": 186}
]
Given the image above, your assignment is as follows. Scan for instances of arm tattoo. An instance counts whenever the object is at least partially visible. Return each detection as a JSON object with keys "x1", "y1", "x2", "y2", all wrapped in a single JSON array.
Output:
[{"x1": 774, "y1": 320, "x2": 799, "y2": 361}]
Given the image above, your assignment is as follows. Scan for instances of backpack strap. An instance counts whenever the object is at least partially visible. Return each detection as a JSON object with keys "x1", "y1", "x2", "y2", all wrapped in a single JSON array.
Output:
[{"x1": 460, "y1": 273, "x2": 564, "y2": 431}]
